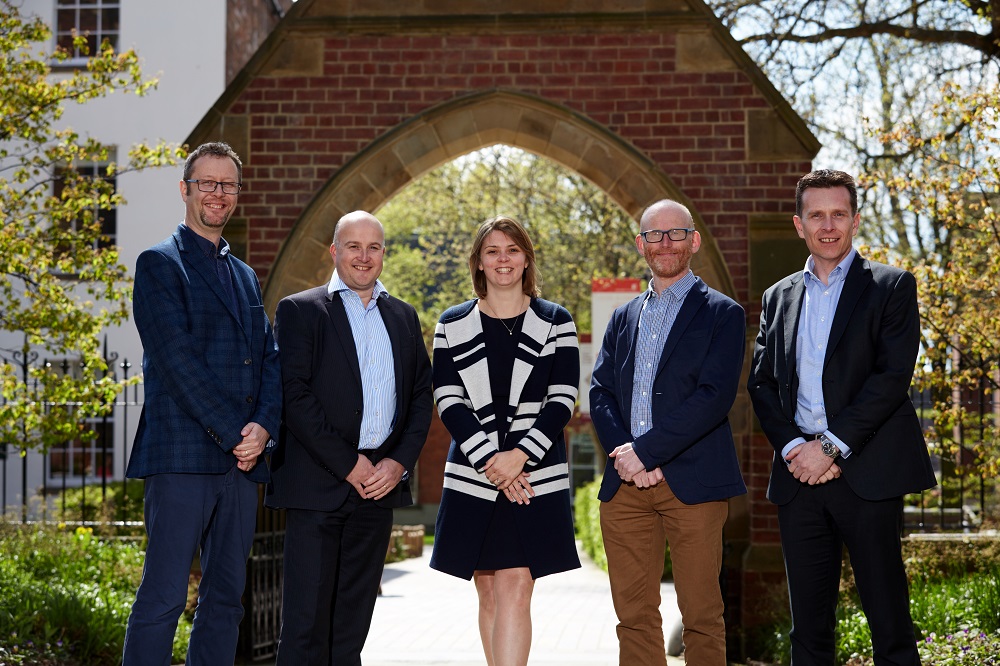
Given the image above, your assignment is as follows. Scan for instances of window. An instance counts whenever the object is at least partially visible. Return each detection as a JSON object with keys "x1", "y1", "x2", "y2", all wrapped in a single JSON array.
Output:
[
  {"x1": 49, "y1": 418, "x2": 114, "y2": 482},
  {"x1": 53, "y1": 161, "x2": 117, "y2": 251},
  {"x1": 55, "y1": 0, "x2": 120, "y2": 62}
]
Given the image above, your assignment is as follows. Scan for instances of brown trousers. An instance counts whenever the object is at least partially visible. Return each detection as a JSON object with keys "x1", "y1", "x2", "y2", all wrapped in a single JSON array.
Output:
[{"x1": 600, "y1": 480, "x2": 729, "y2": 666}]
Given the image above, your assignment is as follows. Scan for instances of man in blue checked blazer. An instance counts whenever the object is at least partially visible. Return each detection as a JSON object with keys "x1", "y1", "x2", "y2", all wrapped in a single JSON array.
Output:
[
  {"x1": 590, "y1": 199, "x2": 747, "y2": 666},
  {"x1": 122, "y1": 142, "x2": 281, "y2": 666}
]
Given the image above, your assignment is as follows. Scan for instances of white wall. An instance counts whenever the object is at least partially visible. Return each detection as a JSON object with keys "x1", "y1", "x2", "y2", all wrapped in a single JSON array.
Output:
[{"x1": 3, "y1": 2, "x2": 228, "y2": 511}]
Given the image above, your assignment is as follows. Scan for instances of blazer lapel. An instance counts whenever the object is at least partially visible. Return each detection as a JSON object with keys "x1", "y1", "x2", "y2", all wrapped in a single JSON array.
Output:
[
  {"x1": 782, "y1": 275, "x2": 805, "y2": 394},
  {"x1": 325, "y1": 292, "x2": 363, "y2": 387},
  {"x1": 176, "y1": 230, "x2": 244, "y2": 327},
  {"x1": 825, "y1": 254, "x2": 871, "y2": 366},
  {"x1": 655, "y1": 280, "x2": 707, "y2": 376},
  {"x1": 620, "y1": 295, "x2": 645, "y2": 417}
]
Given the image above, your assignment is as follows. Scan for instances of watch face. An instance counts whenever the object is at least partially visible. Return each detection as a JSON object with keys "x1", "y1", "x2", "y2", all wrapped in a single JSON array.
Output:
[{"x1": 820, "y1": 438, "x2": 837, "y2": 457}]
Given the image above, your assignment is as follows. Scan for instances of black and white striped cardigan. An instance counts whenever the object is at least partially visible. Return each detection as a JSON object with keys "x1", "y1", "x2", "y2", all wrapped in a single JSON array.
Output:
[{"x1": 433, "y1": 297, "x2": 580, "y2": 501}]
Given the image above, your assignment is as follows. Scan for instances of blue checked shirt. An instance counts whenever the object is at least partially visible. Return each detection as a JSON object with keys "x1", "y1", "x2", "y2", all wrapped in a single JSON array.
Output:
[
  {"x1": 782, "y1": 250, "x2": 855, "y2": 460},
  {"x1": 630, "y1": 271, "x2": 698, "y2": 438},
  {"x1": 327, "y1": 271, "x2": 396, "y2": 450}
]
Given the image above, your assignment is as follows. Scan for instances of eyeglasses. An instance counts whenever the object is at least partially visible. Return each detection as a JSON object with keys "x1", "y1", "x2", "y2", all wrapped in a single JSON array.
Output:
[
  {"x1": 639, "y1": 228, "x2": 695, "y2": 243},
  {"x1": 184, "y1": 179, "x2": 242, "y2": 195}
]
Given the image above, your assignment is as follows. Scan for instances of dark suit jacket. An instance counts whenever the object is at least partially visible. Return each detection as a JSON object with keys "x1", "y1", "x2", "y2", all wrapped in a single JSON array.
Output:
[
  {"x1": 265, "y1": 285, "x2": 432, "y2": 511},
  {"x1": 127, "y1": 225, "x2": 282, "y2": 484},
  {"x1": 590, "y1": 278, "x2": 748, "y2": 504},
  {"x1": 747, "y1": 254, "x2": 936, "y2": 505}
]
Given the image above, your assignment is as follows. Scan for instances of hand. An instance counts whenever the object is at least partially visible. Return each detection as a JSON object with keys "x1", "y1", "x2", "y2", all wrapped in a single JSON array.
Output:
[
  {"x1": 483, "y1": 450, "x2": 529, "y2": 490},
  {"x1": 362, "y1": 458, "x2": 405, "y2": 501},
  {"x1": 816, "y1": 463, "x2": 842, "y2": 484},
  {"x1": 345, "y1": 454, "x2": 377, "y2": 496},
  {"x1": 234, "y1": 422, "x2": 270, "y2": 472},
  {"x1": 633, "y1": 466, "x2": 665, "y2": 489},
  {"x1": 610, "y1": 443, "x2": 645, "y2": 483},
  {"x1": 786, "y1": 440, "x2": 837, "y2": 485},
  {"x1": 502, "y1": 473, "x2": 535, "y2": 505}
]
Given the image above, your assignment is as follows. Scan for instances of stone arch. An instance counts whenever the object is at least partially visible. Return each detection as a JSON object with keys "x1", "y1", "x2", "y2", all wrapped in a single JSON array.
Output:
[{"x1": 263, "y1": 90, "x2": 735, "y2": 312}]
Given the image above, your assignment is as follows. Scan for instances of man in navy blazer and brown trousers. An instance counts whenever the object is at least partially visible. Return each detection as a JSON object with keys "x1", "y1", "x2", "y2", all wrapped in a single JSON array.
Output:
[
  {"x1": 748, "y1": 169, "x2": 936, "y2": 665},
  {"x1": 591, "y1": 200, "x2": 747, "y2": 666},
  {"x1": 266, "y1": 211, "x2": 432, "y2": 666},
  {"x1": 123, "y1": 142, "x2": 282, "y2": 666}
]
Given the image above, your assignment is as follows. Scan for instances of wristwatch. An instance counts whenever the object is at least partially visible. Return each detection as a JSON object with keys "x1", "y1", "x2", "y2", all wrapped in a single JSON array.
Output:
[{"x1": 818, "y1": 434, "x2": 840, "y2": 459}]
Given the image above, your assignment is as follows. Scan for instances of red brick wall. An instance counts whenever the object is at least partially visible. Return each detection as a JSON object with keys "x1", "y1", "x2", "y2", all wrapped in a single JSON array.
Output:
[{"x1": 226, "y1": 28, "x2": 811, "y2": 566}]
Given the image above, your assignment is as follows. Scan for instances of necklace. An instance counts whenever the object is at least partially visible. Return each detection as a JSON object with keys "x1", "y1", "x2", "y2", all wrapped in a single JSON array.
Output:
[{"x1": 482, "y1": 297, "x2": 526, "y2": 336}]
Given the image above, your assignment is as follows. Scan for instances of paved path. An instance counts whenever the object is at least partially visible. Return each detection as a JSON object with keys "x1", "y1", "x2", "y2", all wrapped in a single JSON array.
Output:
[{"x1": 361, "y1": 544, "x2": 684, "y2": 665}]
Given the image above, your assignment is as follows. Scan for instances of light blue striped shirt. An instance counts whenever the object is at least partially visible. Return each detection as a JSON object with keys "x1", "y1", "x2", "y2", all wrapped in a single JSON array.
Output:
[
  {"x1": 781, "y1": 250, "x2": 855, "y2": 460},
  {"x1": 327, "y1": 271, "x2": 396, "y2": 450},
  {"x1": 630, "y1": 271, "x2": 698, "y2": 438}
]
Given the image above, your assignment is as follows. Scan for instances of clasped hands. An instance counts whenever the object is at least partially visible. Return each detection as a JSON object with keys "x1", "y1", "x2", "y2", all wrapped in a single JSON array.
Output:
[
  {"x1": 483, "y1": 450, "x2": 535, "y2": 505},
  {"x1": 346, "y1": 454, "x2": 406, "y2": 501},
  {"x1": 233, "y1": 422, "x2": 269, "y2": 472},
  {"x1": 609, "y1": 443, "x2": 664, "y2": 489},
  {"x1": 785, "y1": 439, "x2": 842, "y2": 485}
]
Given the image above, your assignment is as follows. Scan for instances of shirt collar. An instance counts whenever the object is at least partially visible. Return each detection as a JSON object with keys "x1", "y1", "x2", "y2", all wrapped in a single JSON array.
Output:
[
  {"x1": 803, "y1": 248, "x2": 856, "y2": 285},
  {"x1": 180, "y1": 222, "x2": 230, "y2": 259},
  {"x1": 648, "y1": 270, "x2": 698, "y2": 301},
  {"x1": 327, "y1": 270, "x2": 388, "y2": 301}
]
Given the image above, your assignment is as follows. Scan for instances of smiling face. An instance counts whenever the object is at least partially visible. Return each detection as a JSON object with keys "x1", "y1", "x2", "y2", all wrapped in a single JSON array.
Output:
[
  {"x1": 636, "y1": 200, "x2": 701, "y2": 291},
  {"x1": 478, "y1": 230, "x2": 527, "y2": 294},
  {"x1": 330, "y1": 212, "x2": 385, "y2": 302},
  {"x1": 179, "y1": 155, "x2": 240, "y2": 243},
  {"x1": 793, "y1": 186, "x2": 859, "y2": 277}
]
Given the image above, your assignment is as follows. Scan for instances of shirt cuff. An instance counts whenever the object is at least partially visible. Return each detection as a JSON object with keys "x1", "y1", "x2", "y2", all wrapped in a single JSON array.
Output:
[{"x1": 781, "y1": 438, "x2": 806, "y2": 464}]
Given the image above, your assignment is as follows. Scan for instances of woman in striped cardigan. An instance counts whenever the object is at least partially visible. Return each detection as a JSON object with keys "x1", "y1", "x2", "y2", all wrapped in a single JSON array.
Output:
[{"x1": 430, "y1": 216, "x2": 581, "y2": 666}]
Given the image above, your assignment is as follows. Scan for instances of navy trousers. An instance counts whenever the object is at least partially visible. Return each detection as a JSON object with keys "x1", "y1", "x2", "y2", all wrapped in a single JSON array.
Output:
[{"x1": 122, "y1": 467, "x2": 258, "y2": 666}]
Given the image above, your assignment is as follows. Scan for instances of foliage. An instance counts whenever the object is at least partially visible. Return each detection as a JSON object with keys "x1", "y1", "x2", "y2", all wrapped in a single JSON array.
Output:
[
  {"x1": 708, "y1": 0, "x2": 999, "y2": 259},
  {"x1": 574, "y1": 479, "x2": 607, "y2": 571},
  {"x1": 572, "y1": 478, "x2": 672, "y2": 580},
  {"x1": 377, "y1": 145, "x2": 647, "y2": 340},
  {"x1": 49, "y1": 479, "x2": 145, "y2": 526},
  {"x1": 747, "y1": 537, "x2": 1000, "y2": 664},
  {"x1": 866, "y1": 84, "x2": 1000, "y2": 477},
  {"x1": 0, "y1": 520, "x2": 193, "y2": 665},
  {"x1": 0, "y1": 0, "x2": 182, "y2": 453}
]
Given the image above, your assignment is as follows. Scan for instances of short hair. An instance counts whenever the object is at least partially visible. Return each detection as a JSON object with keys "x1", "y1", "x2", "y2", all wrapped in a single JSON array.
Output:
[
  {"x1": 468, "y1": 216, "x2": 540, "y2": 299},
  {"x1": 183, "y1": 142, "x2": 243, "y2": 183},
  {"x1": 795, "y1": 169, "x2": 858, "y2": 218}
]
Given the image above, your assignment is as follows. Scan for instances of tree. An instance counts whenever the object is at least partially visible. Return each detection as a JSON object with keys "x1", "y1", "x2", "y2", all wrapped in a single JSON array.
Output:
[
  {"x1": 377, "y1": 145, "x2": 647, "y2": 341},
  {"x1": 869, "y1": 83, "x2": 1000, "y2": 477},
  {"x1": 708, "y1": 0, "x2": 999, "y2": 258},
  {"x1": 0, "y1": 1, "x2": 180, "y2": 453}
]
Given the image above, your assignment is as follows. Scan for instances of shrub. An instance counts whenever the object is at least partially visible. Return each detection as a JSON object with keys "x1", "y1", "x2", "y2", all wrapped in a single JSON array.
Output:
[
  {"x1": 47, "y1": 480, "x2": 145, "y2": 526},
  {"x1": 0, "y1": 520, "x2": 191, "y2": 665}
]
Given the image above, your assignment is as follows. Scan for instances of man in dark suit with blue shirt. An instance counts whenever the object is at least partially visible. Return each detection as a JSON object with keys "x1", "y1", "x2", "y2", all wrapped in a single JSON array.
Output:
[
  {"x1": 748, "y1": 169, "x2": 936, "y2": 665},
  {"x1": 266, "y1": 210, "x2": 432, "y2": 666},
  {"x1": 591, "y1": 199, "x2": 747, "y2": 666},
  {"x1": 122, "y1": 142, "x2": 281, "y2": 666}
]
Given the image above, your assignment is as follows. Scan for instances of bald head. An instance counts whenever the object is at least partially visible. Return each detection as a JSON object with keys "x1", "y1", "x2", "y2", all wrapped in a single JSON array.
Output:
[
  {"x1": 333, "y1": 210, "x2": 384, "y2": 246},
  {"x1": 639, "y1": 200, "x2": 693, "y2": 233}
]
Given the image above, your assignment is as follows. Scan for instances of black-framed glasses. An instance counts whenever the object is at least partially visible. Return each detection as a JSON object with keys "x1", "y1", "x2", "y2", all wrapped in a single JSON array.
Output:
[
  {"x1": 639, "y1": 228, "x2": 695, "y2": 243},
  {"x1": 184, "y1": 179, "x2": 242, "y2": 195}
]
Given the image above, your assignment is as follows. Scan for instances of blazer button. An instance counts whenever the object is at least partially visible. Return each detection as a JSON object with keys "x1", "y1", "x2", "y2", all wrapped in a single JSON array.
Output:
[
  {"x1": 244, "y1": 358, "x2": 252, "y2": 365},
  {"x1": 246, "y1": 395, "x2": 253, "y2": 403}
]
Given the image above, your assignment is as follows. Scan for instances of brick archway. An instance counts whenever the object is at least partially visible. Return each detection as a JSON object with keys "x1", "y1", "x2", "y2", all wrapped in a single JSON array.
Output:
[{"x1": 263, "y1": 89, "x2": 733, "y2": 312}]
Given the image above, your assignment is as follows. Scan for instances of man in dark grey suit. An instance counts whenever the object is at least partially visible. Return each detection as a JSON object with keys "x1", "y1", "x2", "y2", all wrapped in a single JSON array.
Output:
[
  {"x1": 123, "y1": 142, "x2": 282, "y2": 666},
  {"x1": 267, "y1": 211, "x2": 432, "y2": 666},
  {"x1": 748, "y1": 169, "x2": 936, "y2": 665}
]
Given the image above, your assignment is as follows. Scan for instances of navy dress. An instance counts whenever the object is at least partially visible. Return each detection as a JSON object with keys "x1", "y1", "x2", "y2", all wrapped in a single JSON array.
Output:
[{"x1": 474, "y1": 313, "x2": 530, "y2": 570}]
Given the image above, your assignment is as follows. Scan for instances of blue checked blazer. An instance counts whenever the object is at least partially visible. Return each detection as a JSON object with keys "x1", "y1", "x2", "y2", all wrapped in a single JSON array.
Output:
[{"x1": 126, "y1": 224, "x2": 282, "y2": 484}]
